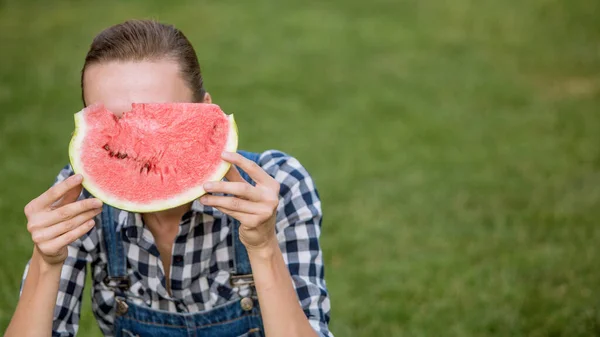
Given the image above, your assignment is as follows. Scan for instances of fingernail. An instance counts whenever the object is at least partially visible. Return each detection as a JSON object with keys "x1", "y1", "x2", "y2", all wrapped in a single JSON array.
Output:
[
  {"x1": 73, "y1": 174, "x2": 83, "y2": 182},
  {"x1": 92, "y1": 199, "x2": 103, "y2": 207},
  {"x1": 88, "y1": 219, "x2": 96, "y2": 226},
  {"x1": 199, "y1": 196, "x2": 207, "y2": 203},
  {"x1": 204, "y1": 182, "x2": 214, "y2": 190},
  {"x1": 221, "y1": 151, "x2": 232, "y2": 158}
]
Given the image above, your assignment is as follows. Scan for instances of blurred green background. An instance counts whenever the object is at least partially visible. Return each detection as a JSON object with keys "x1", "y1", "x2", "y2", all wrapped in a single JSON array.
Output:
[{"x1": 1, "y1": 0, "x2": 599, "y2": 336}]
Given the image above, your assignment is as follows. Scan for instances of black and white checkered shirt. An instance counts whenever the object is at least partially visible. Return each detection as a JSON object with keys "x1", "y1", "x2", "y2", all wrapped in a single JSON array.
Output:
[{"x1": 21, "y1": 150, "x2": 332, "y2": 337}]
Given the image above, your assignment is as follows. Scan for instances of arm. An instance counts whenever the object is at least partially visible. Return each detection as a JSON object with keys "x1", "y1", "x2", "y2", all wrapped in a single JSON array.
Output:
[
  {"x1": 248, "y1": 238, "x2": 320, "y2": 337},
  {"x1": 7, "y1": 248, "x2": 91, "y2": 337},
  {"x1": 5, "y1": 172, "x2": 101, "y2": 337},
  {"x1": 6, "y1": 249, "x2": 63, "y2": 337},
  {"x1": 201, "y1": 151, "x2": 332, "y2": 337}
]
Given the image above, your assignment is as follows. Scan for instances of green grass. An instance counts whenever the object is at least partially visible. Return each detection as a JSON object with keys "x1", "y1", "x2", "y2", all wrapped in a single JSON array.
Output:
[{"x1": 1, "y1": 0, "x2": 599, "y2": 336}]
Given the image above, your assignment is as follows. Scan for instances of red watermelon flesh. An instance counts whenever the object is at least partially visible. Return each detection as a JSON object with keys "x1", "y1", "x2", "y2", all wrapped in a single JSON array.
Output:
[{"x1": 69, "y1": 103, "x2": 238, "y2": 212}]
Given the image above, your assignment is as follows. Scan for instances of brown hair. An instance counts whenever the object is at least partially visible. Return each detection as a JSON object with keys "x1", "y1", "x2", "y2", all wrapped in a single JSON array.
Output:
[{"x1": 81, "y1": 20, "x2": 206, "y2": 105}]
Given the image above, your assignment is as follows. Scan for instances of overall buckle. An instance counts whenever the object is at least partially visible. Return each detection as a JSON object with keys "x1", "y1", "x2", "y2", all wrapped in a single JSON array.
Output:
[
  {"x1": 230, "y1": 274, "x2": 255, "y2": 287},
  {"x1": 103, "y1": 276, "x2": 131, "y2": 290}
]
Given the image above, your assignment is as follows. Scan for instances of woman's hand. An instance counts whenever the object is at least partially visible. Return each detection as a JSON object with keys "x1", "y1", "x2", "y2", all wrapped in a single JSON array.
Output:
[
  {"x1": 200, "y1": 152, "x2": 320, "y2": 337},
  {"x1": 24, "y1": 174, "x2": 103, "y2": 266},
  {"x1": 200, "y1": 152, "x2": 280, "y2": 251}
]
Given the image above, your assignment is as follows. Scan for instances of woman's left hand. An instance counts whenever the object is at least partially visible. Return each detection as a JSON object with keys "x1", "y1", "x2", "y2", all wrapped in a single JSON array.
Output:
[{"x1": 200, "y1": 152, "x2": 280, "y2": 251}]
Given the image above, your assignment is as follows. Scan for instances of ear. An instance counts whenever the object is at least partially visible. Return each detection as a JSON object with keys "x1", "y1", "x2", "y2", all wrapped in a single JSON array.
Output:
[{"x1": 203, "y1": 92, "x2": 212, "y2": 104}]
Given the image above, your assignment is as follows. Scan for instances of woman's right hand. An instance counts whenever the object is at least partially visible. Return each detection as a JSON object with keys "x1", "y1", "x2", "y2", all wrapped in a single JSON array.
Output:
[{"x1": 24, "y1": 174, "x2": 103, "y2": 266}]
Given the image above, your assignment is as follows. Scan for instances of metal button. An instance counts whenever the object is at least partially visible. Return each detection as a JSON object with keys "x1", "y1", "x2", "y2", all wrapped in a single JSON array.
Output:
[
  {"x1": 240, "y1": 297, "x2": 253, "y2": 311},
  {"x1": 116, "y1": 299, "x2": 129, "y2": 315}
]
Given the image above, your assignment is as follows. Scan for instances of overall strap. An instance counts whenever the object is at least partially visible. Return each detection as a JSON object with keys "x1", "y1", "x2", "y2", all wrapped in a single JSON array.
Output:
[
  {"x1": 100, "y1": 151, "x2": 260, "y2": 286},
  {"x1": 101, "y1": 204, "x2": 130, "y2": 290},
  {"x1": 232, "y1": 150, "x2": 261, "y2": 276}
]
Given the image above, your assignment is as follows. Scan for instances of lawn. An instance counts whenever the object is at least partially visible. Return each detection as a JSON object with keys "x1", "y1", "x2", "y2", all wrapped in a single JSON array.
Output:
[{"x1": 0, "y1": 0, "x2": 599, "y2": 336}]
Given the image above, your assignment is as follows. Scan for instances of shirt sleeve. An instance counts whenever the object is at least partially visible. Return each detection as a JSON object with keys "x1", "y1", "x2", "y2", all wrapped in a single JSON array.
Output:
[
  {"x1": 259, "y1": 150, "x2": 334, "y2": 337},
  {"x1": 19, "y1": 164, "x2": 95, "y2": 337}
]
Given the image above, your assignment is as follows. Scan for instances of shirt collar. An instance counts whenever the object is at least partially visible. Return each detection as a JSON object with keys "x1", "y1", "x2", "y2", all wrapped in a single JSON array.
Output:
[{"x1": 118, "y1": 198, "x2": 223, "y2": 232}]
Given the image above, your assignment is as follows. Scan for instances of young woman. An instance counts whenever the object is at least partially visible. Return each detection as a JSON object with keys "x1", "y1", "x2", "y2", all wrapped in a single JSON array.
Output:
[{"x1": 6, "y1": 20, "x2": 332, "y2": 337}]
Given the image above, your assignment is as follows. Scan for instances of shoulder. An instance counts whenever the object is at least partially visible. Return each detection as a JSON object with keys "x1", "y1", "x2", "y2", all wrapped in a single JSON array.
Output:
[
  {"x1": 255, "y1": 150, "x2": 319, "y2": 195},
  {"x1": 254, "y1": 150, "x2": 322, "y2": 225}
]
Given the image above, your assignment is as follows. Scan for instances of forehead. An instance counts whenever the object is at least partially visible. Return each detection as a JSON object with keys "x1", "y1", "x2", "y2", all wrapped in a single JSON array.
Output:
[{"x1": 83, "y1": 60, "x2": 193, "y2": 116}]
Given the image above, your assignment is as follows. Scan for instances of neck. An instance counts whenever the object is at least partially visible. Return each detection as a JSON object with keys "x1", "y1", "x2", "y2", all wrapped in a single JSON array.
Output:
[{"x1": 142, "y1": 202, "x2": 192, "y2": 231}]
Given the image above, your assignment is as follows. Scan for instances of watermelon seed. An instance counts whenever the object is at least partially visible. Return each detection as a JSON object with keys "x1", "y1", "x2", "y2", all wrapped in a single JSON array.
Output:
[
  {"x1": 103, "y1": 144, "x2": 110, "y2": 151},
  {"x1": 140, "y1": 162, "x2": 151, "y2": 174},
  {"x1": 109, "y1": 152, "x2": 115, "y2": 157},
  {"x1": 209, "y1": 124, "x2": 218, "y2": 144}
]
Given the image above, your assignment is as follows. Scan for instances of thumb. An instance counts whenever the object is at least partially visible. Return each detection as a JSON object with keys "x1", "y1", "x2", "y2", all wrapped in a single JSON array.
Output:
[{"x1": 51, "y1": 182, "x2": 83, "y2": 209}]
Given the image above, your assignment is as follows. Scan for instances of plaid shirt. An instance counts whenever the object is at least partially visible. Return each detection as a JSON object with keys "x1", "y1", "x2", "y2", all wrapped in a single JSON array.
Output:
[{"x1": 21, "y1": 150, "x2": 332, "y2": 337}]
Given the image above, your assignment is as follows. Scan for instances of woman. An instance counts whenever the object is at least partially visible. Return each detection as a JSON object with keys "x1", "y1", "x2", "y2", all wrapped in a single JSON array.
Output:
[{"x1": 6, "y1": 20, "x2": 332, "y2": 337}]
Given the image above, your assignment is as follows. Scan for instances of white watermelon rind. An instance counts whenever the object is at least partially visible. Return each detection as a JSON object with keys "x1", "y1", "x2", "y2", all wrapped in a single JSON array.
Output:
[{"x1": 68, "y1": 109, "x2": 238, "y2": 213}]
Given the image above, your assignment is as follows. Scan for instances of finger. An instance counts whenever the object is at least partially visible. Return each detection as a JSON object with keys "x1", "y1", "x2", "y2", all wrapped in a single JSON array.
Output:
[
  {"x1": 203, "y1": 181, "x2": 261, "y2": 201},
  {"x1": 43, "y1": 218, "x2": 96, "y2": 252},
  {"x1": 43, "y1": 198, "x2": 103, "y2": 226},
  {"x1": 213, "y1": 206, "x2": 246, "y2": 221},
  {"x1": 34, "y1": 174, "x2": 84, "y2": 211},
  {"x1": 51, "y1": 181, "x2": 84, "y2": 209},
  {"x1": 214, "y1": 207, "x2": 265, "y2": 228},
  {"x1": 200, "y1": 195, "x2": 263, "y2": 214},
  {"x1": 31, "y1": 208, "x2": 101, "y2": 244},
  {"x1": 221, "y1": 152, "x2": 273, "y2": 186}
]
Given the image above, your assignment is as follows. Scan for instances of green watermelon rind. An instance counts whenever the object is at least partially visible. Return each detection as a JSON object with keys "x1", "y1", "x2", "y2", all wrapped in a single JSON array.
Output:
[{"x1": 68, "y1": 108, "x2": 238, "y2": 213}]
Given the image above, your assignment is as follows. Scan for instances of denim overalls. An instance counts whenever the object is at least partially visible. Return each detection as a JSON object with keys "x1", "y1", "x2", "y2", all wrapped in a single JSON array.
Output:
[{"x1": 100, "y1": 151, "x2": 265, "y2": 337}]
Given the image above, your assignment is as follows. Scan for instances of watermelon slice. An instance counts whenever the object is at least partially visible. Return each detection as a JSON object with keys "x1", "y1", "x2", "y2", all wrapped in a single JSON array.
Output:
[{"x1": 68, "y1": 103, "x2": 238, "y2": 213}]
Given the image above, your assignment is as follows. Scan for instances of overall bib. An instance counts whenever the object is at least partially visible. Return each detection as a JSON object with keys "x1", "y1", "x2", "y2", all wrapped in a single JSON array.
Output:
[{"x1": 100, "y1": 151, "x2": 265, "y2": 337}]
